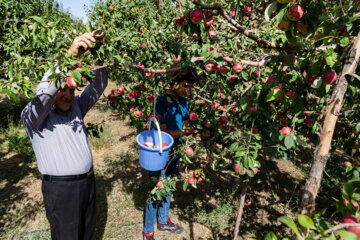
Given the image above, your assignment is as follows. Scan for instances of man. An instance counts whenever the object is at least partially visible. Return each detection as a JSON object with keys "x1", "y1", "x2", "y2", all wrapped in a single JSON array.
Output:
[
  {"x1": 143, "y1": 68, "x2": 198, "y2": 240},
  {"x1": 21, "y1": 32, "x2": 107, "y2": 240}
]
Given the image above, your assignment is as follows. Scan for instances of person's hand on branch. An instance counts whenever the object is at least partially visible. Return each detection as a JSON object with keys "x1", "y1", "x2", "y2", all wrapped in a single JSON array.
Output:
[
  {"x1": 182, "y1": 120, "x2": 199, "y2": 136},
  {"x1": 67, "y1": 32, "x2": 106, "y2": 57}
]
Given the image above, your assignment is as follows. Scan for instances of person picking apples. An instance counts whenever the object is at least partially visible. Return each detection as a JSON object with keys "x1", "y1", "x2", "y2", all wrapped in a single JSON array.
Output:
[
  {"x1": 143, "y1": 67, "x2": 198, "y2": 240},
  {"x1": 21, "y1": 31, "x2": 106, "y2": 240}
]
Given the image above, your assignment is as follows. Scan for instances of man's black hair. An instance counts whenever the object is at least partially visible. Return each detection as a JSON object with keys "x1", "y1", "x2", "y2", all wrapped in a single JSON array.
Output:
[{"x1": 172, "y1": 67, "x2": 198, "y2": 84}]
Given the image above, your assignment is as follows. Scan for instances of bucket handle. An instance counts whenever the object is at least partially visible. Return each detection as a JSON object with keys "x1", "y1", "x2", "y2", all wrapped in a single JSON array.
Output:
[{"x1": 148, "y1": 117, "x2": 163, "y2": 153}]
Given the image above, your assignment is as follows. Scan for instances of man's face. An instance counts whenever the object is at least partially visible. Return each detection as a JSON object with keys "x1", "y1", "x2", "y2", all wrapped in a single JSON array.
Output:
[
  {"x1": 173, "y1": 81, "x2": 194, "y2": 97},
  {"x1": 54, "y1": 85, "x2": 75, "y2": 113}
]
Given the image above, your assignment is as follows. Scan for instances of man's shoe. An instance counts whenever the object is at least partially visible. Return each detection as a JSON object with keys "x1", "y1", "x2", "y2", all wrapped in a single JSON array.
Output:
[
  {"x1": 157, "y1": 218, "x2": 184, "y2": 234},
  {"x1": 144, "y1": 231, "x2": 155, "y2": 240}
]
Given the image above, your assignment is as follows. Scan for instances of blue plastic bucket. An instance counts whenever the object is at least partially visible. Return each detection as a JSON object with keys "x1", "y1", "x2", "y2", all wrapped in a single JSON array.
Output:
[{"x1": 136, "y1": 130, "x2": 174, "y2": 171}]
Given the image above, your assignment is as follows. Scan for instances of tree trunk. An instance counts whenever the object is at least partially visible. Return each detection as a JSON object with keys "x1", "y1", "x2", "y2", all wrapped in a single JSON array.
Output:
[
  {"x1": 300, "y1": 33, "x2": 360, "y2": 218},
  {"x1": 233, "y1": 182, "x2": 248, "y2": 240}
]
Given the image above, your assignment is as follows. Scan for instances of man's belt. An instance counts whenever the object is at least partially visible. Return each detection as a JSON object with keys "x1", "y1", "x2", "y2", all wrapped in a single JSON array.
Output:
[{"x1": 43, "y1": 167, "x2": 94, "y2": 181}]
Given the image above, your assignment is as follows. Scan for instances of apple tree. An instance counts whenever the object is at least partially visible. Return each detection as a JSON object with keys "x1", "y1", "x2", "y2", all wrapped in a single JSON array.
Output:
[{"x1": 2, "y1": 0, "x2": 360, "y2": 238}]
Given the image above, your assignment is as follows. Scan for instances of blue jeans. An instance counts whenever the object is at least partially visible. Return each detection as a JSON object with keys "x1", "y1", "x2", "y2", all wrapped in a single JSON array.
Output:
[{"x1": 144, "y1": 156, "x2": 180, "y2": 234}]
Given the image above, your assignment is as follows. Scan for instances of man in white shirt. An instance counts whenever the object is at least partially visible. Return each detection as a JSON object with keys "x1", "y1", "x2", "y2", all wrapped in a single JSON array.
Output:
[{"x1": 21, "y1": 32, "x2": 107, "y2": 240}]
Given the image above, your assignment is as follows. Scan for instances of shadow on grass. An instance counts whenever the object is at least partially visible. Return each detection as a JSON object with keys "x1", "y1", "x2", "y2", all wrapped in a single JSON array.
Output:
[{"x1": 0, "y1": 153, "x2": 42, "y2": 233}]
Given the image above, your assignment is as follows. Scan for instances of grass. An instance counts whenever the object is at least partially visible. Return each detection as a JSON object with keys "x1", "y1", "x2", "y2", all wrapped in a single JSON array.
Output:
[{"x1": 88, "y1": 121, "x2": 114, "y2": 150}]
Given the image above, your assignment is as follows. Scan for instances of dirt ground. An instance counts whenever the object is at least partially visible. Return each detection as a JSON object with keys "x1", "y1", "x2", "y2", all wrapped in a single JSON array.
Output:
[{"x1": 0, "y1": 82, "x2": 324, "y2": 240}]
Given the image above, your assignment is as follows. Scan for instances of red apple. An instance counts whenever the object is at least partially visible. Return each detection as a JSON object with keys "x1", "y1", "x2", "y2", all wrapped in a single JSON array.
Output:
[
  {"x1": 305, "y1": 73, "x2": 316, "y2": 84},
  {"x1": 253, "y1": 168, "x2": 258, "y2": 174},
  {"x1": 111, "y1": 2, "x2": 115, "y2": 6},
  {"x1": 134, "y1": 110, "x2": 143, "y2": 118},
  {"x1": 186, "y1": 147, "x2": 194, "y2": 156},
  {"x1": 249, "y1": 106, "x2": 256, "y2": 113},
  {"x1": 209, "y1": 30, "x2": 216, "y2": 39},
  {"x1": 204, "y1": 121, "x2": 212, "y2": 128},
  {"x1": 190, "y1": 9, "x2": 203, "y2": 24},
  {"x1": 156, "y1": 180, "x2": 164, "y2": 188},
  {"x1": 220, "y1": 66, "x2": 229, "y2": 74},
  {"x1": 108, "y1": 6, "x2": 113, "y2": 11},
  {"x1": 252, "y1": 128, "x2": 259, "y2": 134},
  {"x1": 66, "y1": 76, "x2": 78, "y2": 88},
  {"x1": 281, "y1": 126, "x2": 292, "y2": 137},
  {"x1": 305, "y1": 118, "x2": 314, "y2": 127},
  {"x1": 146, "y1": 94, "x2": 155, "y2": 102},
  {"x1": 243, "y1": 7, "x2": 252, "y2": 14},
  {"x1": 205, "y1": 62, "x2": 215, "y2": 72},
  {"x1": 285, "y1": 90, "x2": 297, "y2": 99},
  {"x1": 137, "y1": 62, "x2": 145, "y2": 68},
  {"x1": 277, "y1": 19, "x2": 291, "y2": 32},
  {"x1": 219, "y1": 116, "x2": 228, "y2": 126},
  {"x1": 107, "y1": 94, "x2": 115, "y2": 102},
  {"x1": 344, "y1": 161, "x2": 352, "y2": 167},
  {"x1": 117, "y1": 86, "x2": 124, "y2": 94},
  {"x1": 235, "y1": 163, "x2": 241, "y2": 174},
  {"x1": 188, "y1": 177, "x2": 196, "y2": 184},
  {"x1": 322, "y1": 70, "x2": 337, "y2": 84},
  {"x1": 233, "y1": 63, "x2": 243, "y2": 73},
  {"x1": 197, "y1": 176, "x2": 204, "y2": 183},
  {"x1": 211, "y1": 102, "x2": 220, "y2": 110},
  {"x1": 189, "y1": 112, "x2": 198, "y2": 121},
  {"x1": 297, "y1": 21, "x2": 308, "y2": 35},
  {"x1": 162, "y1": 143, "x2": 169, "y2": 148},
  {"x1": 341, "y1": 214, "x2": 360, "y2": 237},
  {"x1": 287, "y1": 5, "x2": 305, "y2": 21}
]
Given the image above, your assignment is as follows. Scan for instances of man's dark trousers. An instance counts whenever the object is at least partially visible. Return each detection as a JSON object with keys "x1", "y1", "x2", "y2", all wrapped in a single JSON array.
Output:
[{"x1": 42, "y1": 175, "x2": 96, "y2": 240}]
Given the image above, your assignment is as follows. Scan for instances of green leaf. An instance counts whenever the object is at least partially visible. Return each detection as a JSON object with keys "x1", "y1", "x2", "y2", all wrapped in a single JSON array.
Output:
[
  {"x1": 30, "y1": 16, "x2": 45, "y2": 25},
  {"x1": 340, "y1": 37, "x2": 350, "y2": 46},
  {"x1": 85, "y1": 20, "x2": 92, "y2": 33},
  {"x1": 284, "y1": 134, "x2": 295, "y2": 149},
  {"x1": 275, "y1": 7, "x2": 287, "y2": 24},
  {"x1": 23, "y1": 25, "x2": 29, "y2": 38},
  {"x1": 241, "y1": 71, "x2": 249, "y2": 80},
  {"x1": 239, "y1": 97, "x2": 248, "y2": 111},
  {"x1": 324, "y1": 48, "x2": 338, "y2": 68},
  {"x1": 310, "y1": 59, "x2": 322, "y2": 76},
  {"x1": 265, "y1": 232, "x2": 278, "y2": 240},
  {"x1": 265, "y1": 2, "x2": 278, "y2": 22},
  {"x1": 183, "y1": 181, "x2": 188, "y2": 191},
  {"x1": 337, "y1": 229, "x2": 358, "y2": 240},
  {"x1": 265, "y1": 89, "x2": 282, "y2": 102},
  {"x1": 278, "y1": 216, "x2": 301, "y2": 236},
  {"x1": 72, "y1": 71, "x2": 82, "y2": 83},
  {"x1": 297, "y1": 214, "x2": 316, "y2": 230},
  {"x1": 93, "y1": 29, "x2": 103, "y2": 35}
]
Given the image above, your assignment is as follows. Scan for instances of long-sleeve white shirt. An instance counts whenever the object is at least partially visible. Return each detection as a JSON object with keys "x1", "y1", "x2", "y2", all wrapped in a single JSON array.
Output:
[{"x1": 21, "y1": 65, "x2": 108, "y2": 176}]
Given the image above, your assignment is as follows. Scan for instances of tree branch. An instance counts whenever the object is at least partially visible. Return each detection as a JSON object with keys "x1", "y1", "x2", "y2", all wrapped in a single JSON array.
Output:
[
  {"x1": 346, "y1": 72, "x2": 360, "y2": 81},
  {"x1": 193, "y1": 1, "x2": 277, "y2": 48},
  {"x1": 313, "y1": 223, "x2": 360, "y2": 239}
]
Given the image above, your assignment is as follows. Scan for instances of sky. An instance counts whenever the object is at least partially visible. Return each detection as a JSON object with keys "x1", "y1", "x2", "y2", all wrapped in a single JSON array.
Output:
[{"x1": 58, "y1": 0, "x2": 94, "y2": 23}]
